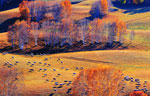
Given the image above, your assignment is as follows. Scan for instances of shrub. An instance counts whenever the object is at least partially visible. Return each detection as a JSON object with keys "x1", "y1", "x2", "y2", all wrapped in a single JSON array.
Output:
[
  {"x1": 71, "y1": 65, "x2": 125, "y2": 96},
  {"x1": 129, "y1": 91, "x2": 148, "y2": 96},
  {"x1": 90, "y1": 0, "x2": 109, "y2": 18},
  {"x1": 0, "y1": 67, "x2": 23, "y2": 96}
]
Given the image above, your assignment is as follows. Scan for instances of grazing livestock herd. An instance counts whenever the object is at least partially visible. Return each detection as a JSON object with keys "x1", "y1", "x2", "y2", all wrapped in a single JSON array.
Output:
[
  {"x1": 1, "y1": 52, "x2": 149, "y2": 95},
  {"x1": 1, "y1": 52, "x2": 84, "y2": 95}
]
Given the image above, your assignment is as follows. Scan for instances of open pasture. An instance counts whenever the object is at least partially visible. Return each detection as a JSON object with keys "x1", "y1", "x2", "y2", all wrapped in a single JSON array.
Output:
[{"x1": 0, "y1": 50, "x2": 150, "y2": 95}]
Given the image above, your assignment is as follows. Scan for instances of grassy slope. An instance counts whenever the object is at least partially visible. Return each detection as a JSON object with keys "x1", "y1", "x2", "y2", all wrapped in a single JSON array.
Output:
[
  {"x1": 0, "y1": 0, "x2": 150, "y2": 95},
  {"x1": 0, "y1": 50, "x2": 150, "y2": 95}
]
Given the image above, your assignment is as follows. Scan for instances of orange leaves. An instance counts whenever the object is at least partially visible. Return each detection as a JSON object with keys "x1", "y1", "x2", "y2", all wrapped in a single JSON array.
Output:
[
  {"x1": 71, "y1": 65, "x2": 124, "y2": 96},
  {"x1": 60, "y1": 0, "x2": 72, "y2": 18},
  {"x1": 19, "y1": 1, "x2": 30, "y2": 21},
  {"x1": 0, "y1": 67, "x2": 23, "y2": 95},
  {"x1": 130, "y1": 91, "x2": 148, "y2": 96},
  {"x1": 101, "y1": 0, "x2": 109, "y2": 15}
]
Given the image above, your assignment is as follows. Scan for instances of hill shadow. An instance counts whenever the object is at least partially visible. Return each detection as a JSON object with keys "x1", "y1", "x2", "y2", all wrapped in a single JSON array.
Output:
[
  {"x1": 112, "y1": 1, "x2": 150, "y2": 15},
  {"x1": 0, "y1": 17, "x2": 22, "y2": 33},
  {"x1": 0, "y1": 0, "x2": 23, "y2": 11},
  {"x1": 0, "y1": 41, "x2": 128, "y2": 55}
]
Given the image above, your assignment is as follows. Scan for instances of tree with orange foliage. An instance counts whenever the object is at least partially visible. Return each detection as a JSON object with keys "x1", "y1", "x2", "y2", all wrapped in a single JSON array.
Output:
[
  {"x1": 130, "y1": 91, "x2": 148, "y2": 96},
  {"x1": 60, "y1": 0, "x2": 72, "y2": 19},
  {"x1": 31, "y1": 22, "x2": 39, "y2": 46},
  {"x1": 101, "y1": 0, "x2": 109, "y2": 16},
  {"x1": 8, "y1": 20, "x2": 31, "y2": 50},
  {"x1": 0, "y1": 67, "x2": 24, "y2": 96},
  {"x1": 19, "y1": 0, "x2": 31, "y2": 22},
  {"x1": 89, "y1": 18, "x2": 106, "y2": 43},
  {"x1": 71, "y1": 65, "x2": 126, "y2": 96},
  {"x1": 90, "y1": 0, "x2": 109, "y2": 18},
  {"x1": 115, "y1": 20, "x2": 127, "y2": 43}
]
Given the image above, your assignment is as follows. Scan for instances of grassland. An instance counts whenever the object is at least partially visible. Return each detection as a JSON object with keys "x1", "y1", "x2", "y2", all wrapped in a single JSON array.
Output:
[
  {"x1": 0, "y1": 0, "x2": 150, "y2": 95},
  {"x1": 1, "y1": 50, "x2": 150, "y2": 95}
]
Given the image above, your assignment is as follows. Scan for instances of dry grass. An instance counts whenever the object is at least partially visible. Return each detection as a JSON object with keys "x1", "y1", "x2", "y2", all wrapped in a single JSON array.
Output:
[{"x1": 0, "y1": 50, "x2": 150, "y2": 95}]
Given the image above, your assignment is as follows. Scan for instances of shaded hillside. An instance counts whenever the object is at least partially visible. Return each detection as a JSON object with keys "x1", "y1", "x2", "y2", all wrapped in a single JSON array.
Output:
[{"x1": 0, "y1": 0, "x2": 23, "y2": 11}]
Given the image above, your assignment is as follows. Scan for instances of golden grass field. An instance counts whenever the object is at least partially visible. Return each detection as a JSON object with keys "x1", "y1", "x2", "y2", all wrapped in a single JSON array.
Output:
[
  {"x1": 0, "y1": 0, "x2": 150, "y2": 95},
  {"x1": 0, "y1": 50, "x2": 150, "y2": 95}
]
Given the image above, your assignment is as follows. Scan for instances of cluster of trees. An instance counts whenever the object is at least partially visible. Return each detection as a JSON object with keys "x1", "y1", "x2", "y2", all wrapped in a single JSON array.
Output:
[
  {"x1": 8, "y1": 0, "x2": 127, "y2": 50},
  {"x1": 19, "y1": 0, "x2": 72, "y2": 22},
  {"x1": 90, "y1": 0, "x2": 113, "y2": 18},
  {"x1": 8, "y1": 18, "x2": 126, "y2": 50},
  {"x1": 71, "y1": 65, "x2": 126, "y2": 96},
  {"x1": 118, "y1": 0, "x2": 150, "y2": 4}
]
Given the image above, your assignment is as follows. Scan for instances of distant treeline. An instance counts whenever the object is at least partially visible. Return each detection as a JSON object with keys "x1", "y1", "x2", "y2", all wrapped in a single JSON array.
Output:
[{"x1": 117, "y1": 0, "x2": 150, "y2": 4}]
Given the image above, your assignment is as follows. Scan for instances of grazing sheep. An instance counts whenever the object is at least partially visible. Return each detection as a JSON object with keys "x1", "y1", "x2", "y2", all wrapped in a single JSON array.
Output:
[
  {"x1": 30, "y1": 64, "x2": 34, "y2": 67},
  {"x1": 80, "y1": 67, "x2": 84, "y2": 70},
  {"x1": 76, "y1": 67, "x2": 79, "y2": 70},
  {"x1": 44, "y1": 63, "x2": 47, "y2": 66},
  {"x1": 16, "y1": 61, "x2": 19, "y2": 63},
  {"x1": 53, "y1": 78, "x2": 56, "y2": 81},
  {"x1": 73, "y1": 72, "x2": 76, "y2": 75},
  {"x1": 66, "y1": 88, "x2": 72, "y2": 94},
  {"x1": 45, "y1": 58, "x2": 48, "y2": 61},
  {"x1": 33, "y1": 61, "x2": 36, "y2": 63},
  {"x1": 64, "y1": 80, "x2": 68, "y2": 82},
  {"x1": 57, "y1": 85, "x2": 63, "y2": 88},
  {"x1": 42, "y1": 74, "x2": 47, "y2": 77},
  {"x1": 136, "y1": 86, "x2": 140, "y2": 89},
  {"x1": 55, "y1": 82, "x2": 59, "y2": 85},
  {"x1": 144, "y1": 81, "x2": 147, "y2": 83},
  {"x1": 57, "y1": 58, "x2": 60, "y2": 61},
  {"x1": 57, "y1": 74, "x2": 61, "y2": 76},
  {"x1": 27, "y1": 61, "x2": 31, "y2": 65},
  {"x1": 39, "y1": 62, "x2": 42, "y2": 64},
  {"x1": 29, "y1": 69, "x2": 34, "y2": 72},
  {"x1": 43, "y1": 69, "x2": 47, "y2": 72},
  {"x1": 12, "y1": 56, "x2": 14, "y2": 59},
  {"x1": 38, "y1": 68, "x2": 42, "y2": 72},
  {"x1": 124, "y1": 76, "x2": 130, "y2": 81},
  {"x1": 60, "y1": 83, "x2": 65, "y2": 86},
  {"x1": 135, "y1": 79, "x2": 140, "y2": 83},
  {"x1": 66, "y1": 68, "x2": 69, "y2": 70},
  {"x1": 46, "y1": 79, "x2": 49, "y2": 82},
  {"x1": 48, "y1": 64, "x2": 51, "y2": 66}
]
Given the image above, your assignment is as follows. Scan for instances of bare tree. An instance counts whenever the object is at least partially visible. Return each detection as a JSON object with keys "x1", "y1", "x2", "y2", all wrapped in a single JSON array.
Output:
[{"x1": 31, "y1": 22, "x2": 39, "y2": 46}]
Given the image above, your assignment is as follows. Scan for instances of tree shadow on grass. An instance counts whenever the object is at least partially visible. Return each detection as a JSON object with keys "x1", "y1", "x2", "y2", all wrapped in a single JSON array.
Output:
[
  {"x1": 112, "y1": 1, "x2": 150, "y2": 15},
  {"x1": 0, "y1": 0, "x2": 23, "y2": 11},
  {"x1": 0, "y1": 41, "x2": 128, "y2": 55},
  {"x1": 0, "y1": 17, "x2": 22, "y2": 33}
]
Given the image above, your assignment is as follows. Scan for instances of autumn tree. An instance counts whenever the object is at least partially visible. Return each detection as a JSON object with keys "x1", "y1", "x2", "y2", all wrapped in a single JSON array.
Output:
[
  {"x1": 0, "y1": 67, "x2": 24, "y2": 96},
  {"x1": 60, "y1": 0, "x2": 72, "y2": 18},
  {"x1": 90, "y1": 0, "x2": 109, "y2": 18},
  {"x1": 130, "y1": 30, "x2": 135, "y2": 43},
  {"x1": 19, "y1": 0, "x2": 31, "y2": 22},
  {"x1": 115, "y1": 20, "x2": 127, "y2": 43},
  {"x1": 8, "y1": 20, "x2": 31, "y2": 50},
  {"x1": 129, "y1": 91, "x2": 148, "y2": 96},
  {"x1": 30, "y1": 22, "x2": 39, "y2": 46},
  {"x1": 71, "y1": 65, "x2": 125, "y2": 96},
  {"x1": 19, "y1": 0, "x2": 47, "y2": 22},
  {"x1": 89, "y1": 18, "x2": 106, "y2": 43},
  {"x1": 78, "y1": 19, "x2": 90, "y2": 44}
]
